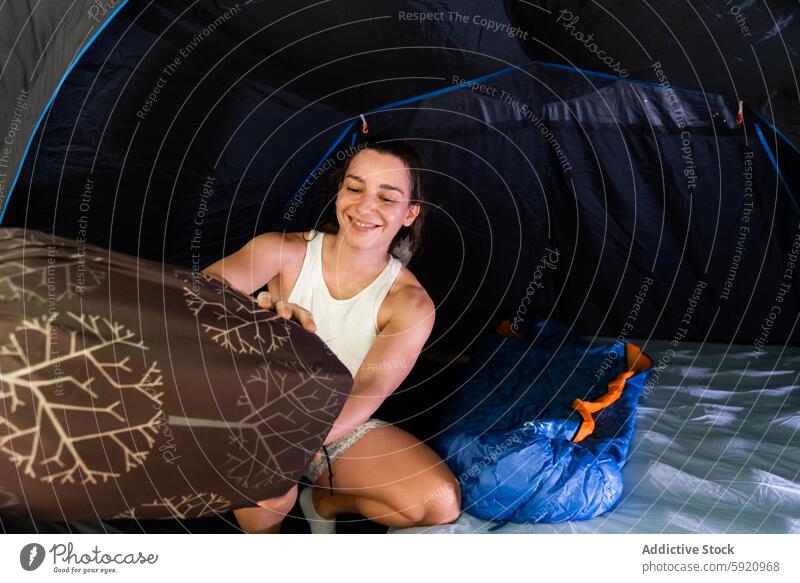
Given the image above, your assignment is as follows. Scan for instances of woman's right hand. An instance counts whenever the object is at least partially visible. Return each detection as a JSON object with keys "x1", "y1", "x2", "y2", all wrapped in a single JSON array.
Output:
[{"x1": 255, "y1": 291, "x2": 317, "y2": 333}]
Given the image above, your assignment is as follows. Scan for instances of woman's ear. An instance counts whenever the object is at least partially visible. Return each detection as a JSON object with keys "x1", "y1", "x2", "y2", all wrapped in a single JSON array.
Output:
[{"x1": 403, "y1": 202, "x2": 421, "y2": 227}]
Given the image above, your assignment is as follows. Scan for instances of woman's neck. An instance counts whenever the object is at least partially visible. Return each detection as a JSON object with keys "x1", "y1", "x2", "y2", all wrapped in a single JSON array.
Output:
[{"x1": 326, "y1": 231, "x2": 390, "y2": 277}]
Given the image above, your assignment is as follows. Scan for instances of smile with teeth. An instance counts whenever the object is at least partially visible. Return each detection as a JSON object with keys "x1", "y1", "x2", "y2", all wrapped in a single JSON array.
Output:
[{"x1": 349, "y1": 215, "x2": 380, "y2": 230}]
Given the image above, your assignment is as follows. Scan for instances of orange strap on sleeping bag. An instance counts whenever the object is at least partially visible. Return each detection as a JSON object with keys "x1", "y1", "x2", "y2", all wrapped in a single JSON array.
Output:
[
  {"x1": 571, "y1": 342, "x2": 652, "y2": 443},
  {"x1": 497, "y1": 319, "x2": 524, "y2": 338},
  {"x1": 495, "y1": 320, "x2": 652, "y2": 444},
  {"x1": 571, "y1": 370, "x2": 634, "y2": 443}
]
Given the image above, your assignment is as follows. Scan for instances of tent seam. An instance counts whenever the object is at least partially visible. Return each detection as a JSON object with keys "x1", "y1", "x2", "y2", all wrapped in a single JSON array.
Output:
[{"x1": 0, "y1": 0, "x2": 131, "y2": 225}]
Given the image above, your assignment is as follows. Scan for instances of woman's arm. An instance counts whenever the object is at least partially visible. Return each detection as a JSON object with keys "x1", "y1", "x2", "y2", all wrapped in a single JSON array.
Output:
[
  {"x1": 322, "y1": 286, "x2": 435, "y2": 444},
  {"x1": 202, "y1": 232, "x2": 286, "y2": 295},
  {"x1": 202, "y1": 232, "x2": 316, "y2": 331}
]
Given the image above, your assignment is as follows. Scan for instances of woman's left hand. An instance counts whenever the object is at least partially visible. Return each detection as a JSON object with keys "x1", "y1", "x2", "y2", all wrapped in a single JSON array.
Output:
[{"x1": 255, "y1": 291, "x2": 317, "y2": 333}]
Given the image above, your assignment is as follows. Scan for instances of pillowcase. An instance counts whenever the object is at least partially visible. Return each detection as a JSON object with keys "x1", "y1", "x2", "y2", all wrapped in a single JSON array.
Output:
[{"x1": 0, "y1": 228, "x2": 351, "y2": 521}]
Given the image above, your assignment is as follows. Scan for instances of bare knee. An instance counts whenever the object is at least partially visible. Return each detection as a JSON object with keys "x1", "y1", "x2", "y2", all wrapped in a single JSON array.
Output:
[
  {"x1": 236, "y1": 485, "x2": 298, "y2": 534},
  {"x1": 257, "y1": 484, "x2": 298, "y2": 513},
  {"x1": 420, "y1": 477, "x2": 462, "y2": 525},
  {"x1": 386, "y1": 480, "x2": 461, "y2": 526}
]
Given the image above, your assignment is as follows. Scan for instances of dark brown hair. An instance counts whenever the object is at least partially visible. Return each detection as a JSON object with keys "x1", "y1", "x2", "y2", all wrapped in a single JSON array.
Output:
[{"x1": 310, "y1": 135, "x2": 426, "y2": 260}]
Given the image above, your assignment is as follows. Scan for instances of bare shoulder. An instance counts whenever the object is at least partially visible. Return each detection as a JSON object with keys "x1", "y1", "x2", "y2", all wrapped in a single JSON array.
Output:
[
  {"x1": 206, "y1": 230, "x2": 312, "y2": 295},
  {"x1": 251, "y1": 230, "x2": 307, "y2": 261},
  {"x1": 251, "y1": 230, "x2": 307, "y2": 249},
  {"x1": 383, "y1": 265, "x2": 435, "y2": 328}
]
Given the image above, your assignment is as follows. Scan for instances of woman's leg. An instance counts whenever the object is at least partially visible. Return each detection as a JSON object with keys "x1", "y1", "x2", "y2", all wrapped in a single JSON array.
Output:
[
  {"x1": 235, "y1": 484, "x2": 298, "y2": 533},
  {"x1": 311, "y1": 423, "x2": 461, "y2": 528}
]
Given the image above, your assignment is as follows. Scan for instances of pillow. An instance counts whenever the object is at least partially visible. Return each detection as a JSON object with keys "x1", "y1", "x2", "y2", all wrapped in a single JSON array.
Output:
[{"x1": 0, "y1": 228, "x2": 351, "y2": 521}]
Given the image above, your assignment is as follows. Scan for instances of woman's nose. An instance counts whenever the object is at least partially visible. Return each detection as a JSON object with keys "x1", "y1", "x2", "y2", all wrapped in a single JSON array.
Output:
[{"x1": 354, "y1": 194, "x2": 379, "y2": 216}]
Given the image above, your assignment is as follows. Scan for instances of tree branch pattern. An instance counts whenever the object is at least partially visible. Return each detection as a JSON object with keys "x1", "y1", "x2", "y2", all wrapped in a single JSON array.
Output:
[
  {"x1": 0, "y1": 253, "x2": 105, "y2": 304},
  {"x1": 112, "y1": 493, "x2": 231, "y2": 520},
  {"x1": 0, "y1": 312, "x2": 164, "y2": 485},
  {"x1": 225, "y1": 360, "x2": 339, "y2": 488},
  {"x1": 0, "y1": 485, "x2": 18, "y2": 513},
  {"x1": 181, "y1": 272, "x2": 292, "y2": 354},
  {"x1": 0, "y1": 231, "x2": 348, "y2": 519}
]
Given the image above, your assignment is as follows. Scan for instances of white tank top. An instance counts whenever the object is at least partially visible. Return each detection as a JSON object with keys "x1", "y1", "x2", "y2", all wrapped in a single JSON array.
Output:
[{"x1": 287, "y1": 230, "x2": 403, "y2": 377}]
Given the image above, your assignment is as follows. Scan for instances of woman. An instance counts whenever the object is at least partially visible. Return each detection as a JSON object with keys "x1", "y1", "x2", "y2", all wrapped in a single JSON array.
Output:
[{"x1": 203, "y1": 137, "x2": 461, "y2": 533}]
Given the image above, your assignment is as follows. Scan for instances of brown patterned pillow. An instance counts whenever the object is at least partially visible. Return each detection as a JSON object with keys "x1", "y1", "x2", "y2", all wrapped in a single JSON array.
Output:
[{"x1": 0, "y1": 228, "x2": 351, "y2": 521}]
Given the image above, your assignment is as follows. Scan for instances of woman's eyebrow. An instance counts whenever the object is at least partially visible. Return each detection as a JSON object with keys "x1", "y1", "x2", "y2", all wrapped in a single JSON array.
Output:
[
  {"x1": 379, "y1": 184, "x2": 404, "y2": 195},
  {"x1": 345, "y1": 174, "x2": 405, "y2": 195}
]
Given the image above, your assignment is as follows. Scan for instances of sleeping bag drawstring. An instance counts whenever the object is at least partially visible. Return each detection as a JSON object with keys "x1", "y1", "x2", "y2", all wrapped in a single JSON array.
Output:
[
  {"x1": 321, "y1": 444, "x2": 335, "y2": 495},
  {"x1": 359, "y1": 113, "x2": 369, "y2": 134}
]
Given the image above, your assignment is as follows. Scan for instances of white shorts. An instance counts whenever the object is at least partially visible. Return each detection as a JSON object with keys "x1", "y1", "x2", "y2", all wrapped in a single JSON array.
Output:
[{"x1": 303, "y1": 418, "x2": 390, "y2": 484}]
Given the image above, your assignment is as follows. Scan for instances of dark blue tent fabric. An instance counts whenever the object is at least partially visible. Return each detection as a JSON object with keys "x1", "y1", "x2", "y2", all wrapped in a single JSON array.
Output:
[
  {"x1": 322, "y1": 63, "x2": 800, "y2": 348},
  {"x1": 5, "y1": 1, "x2": 799, "y2": 352},
  {"x1": 4, "y1": 1, "x2": 346, "y2": 264},
  {"x1": 433, "y1": 320, "x2": 653, "y2": 524}
]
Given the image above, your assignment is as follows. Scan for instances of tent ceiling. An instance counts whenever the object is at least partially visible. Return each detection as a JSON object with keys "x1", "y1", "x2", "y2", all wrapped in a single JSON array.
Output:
[
  {"x1": 507, "y1": 0, "x2": 799, "y2": 142},
  {"x1": 215, "y1": 0, "x2": 523, "y2": 113},
  {"x1": 202, "y1": 0, "x2": 797, "y2": 140}
]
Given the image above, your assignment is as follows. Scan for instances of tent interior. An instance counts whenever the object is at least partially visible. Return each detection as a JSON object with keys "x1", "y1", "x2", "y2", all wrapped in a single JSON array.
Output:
[{"x1": 1, "y1": 0, "x2": 799, "y2": 533}]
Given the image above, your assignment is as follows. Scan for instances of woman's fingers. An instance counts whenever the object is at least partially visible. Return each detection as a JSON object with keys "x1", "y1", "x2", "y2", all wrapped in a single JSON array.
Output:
[
  {"x1": 259, "y1": 296, "x2": 315, "y2": 333},
  {"x1": 273, "y1": 300, "x2": 292, "y2": 320},
  {"x1": 255, "y1": 292, "x2": 316, "y2": 333},
  {"x1": 256, "y1": 291, "x2": 273, "y2": 309},
  {"x1": 283, "y1": 302, "x2": 315, "y2": 332},
  {"x1": 291, "y1": 304, "x2": 317, "y2": 333}
]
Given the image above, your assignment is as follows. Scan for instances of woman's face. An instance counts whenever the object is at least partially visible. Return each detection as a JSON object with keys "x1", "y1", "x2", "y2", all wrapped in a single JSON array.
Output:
[{"x1": 335, "y1": 148, "x2": 420, "y2": 252}]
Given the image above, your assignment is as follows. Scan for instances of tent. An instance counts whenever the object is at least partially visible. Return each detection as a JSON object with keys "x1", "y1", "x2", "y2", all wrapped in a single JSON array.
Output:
[{"x1": 1, "y1": 0, "x2": 798, "y2": 533}]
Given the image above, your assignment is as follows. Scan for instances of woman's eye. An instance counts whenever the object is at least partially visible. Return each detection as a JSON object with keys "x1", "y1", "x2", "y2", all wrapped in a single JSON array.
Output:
[
  {"x1": 346, "y1": 187, "x2": 361, "y2": 193},
  {"x1": 381, "y1": 198, "x2": 399, "y2": 204}
]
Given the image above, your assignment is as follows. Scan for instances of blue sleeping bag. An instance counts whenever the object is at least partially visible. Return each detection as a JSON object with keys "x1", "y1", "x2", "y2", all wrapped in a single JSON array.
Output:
[{"x1": 433, "y1": 320, "x2": 654, "y2": 526}]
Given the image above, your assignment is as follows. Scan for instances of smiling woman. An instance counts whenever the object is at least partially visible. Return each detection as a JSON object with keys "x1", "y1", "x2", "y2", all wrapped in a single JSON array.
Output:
[
  {"x1": 202, "y1": 136, "x2": 461, "y2": 534},
  {"x1": 314, "y1": 136, "x2": 428, "y2": 262}
]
